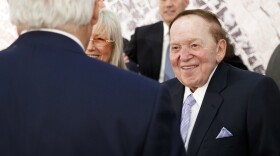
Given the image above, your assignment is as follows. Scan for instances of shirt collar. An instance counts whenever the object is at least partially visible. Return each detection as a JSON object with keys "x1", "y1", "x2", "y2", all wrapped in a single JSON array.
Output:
[
  {"x1": 183, "y1": 65, "x2": 218, "y2": 107},
  {"x1": 21, "y1": 28, "x2": 85, "y2": 50},
  {"x1": 163, "y1": 22, "x2": 169, "y2": 37}
]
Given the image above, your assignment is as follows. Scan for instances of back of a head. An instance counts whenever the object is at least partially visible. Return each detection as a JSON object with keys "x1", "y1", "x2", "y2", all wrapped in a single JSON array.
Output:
[
  {"x1": 93, "y1": 9, "x2": 126, "y2": 69},
  {"x1": 9, "y1": 0, "x2": 95, "y2": 30}
]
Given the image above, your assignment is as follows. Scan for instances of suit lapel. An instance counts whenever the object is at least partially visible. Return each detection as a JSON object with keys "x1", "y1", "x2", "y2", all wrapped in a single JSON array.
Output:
[
  {"x1": 187, "y1": 63, "x2": 228, "y2": 156},
  {"x1": 151, "y1": 22, "x2": 164, "y2": 79},
  {"x1": 169, "y1": 79, "x2": 185, "y2": 117}
]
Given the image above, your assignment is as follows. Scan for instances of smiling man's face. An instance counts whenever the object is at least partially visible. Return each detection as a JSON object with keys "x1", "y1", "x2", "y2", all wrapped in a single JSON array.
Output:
[{"x1": 170, "y1": 15, "x2": 226, "y2": 91}]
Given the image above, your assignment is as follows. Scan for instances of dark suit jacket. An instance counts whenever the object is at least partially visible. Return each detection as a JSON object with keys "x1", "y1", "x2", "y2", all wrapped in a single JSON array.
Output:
[
  {"x1": 123, "y1": 38, "x2": 139, "y2": 73},
  {"x1": 163, "y1": 62, "x2": 280, "y2": 156},
  {"x1": 224, "y1": 55, "x2": 248, "y2": 70},
  {"x1": 0, "y1": 31, "x2": 186, "y2": 156},
  {"x1": 125, "y1": 21, "x2": 164, "y2": 81}
]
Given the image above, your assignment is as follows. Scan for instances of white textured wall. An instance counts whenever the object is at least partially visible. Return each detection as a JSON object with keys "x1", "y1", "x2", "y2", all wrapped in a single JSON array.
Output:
[
  {"x1": 1, "y1": 0, "x2": 280, "y2": 74},
  {"x1": 105, "y1": 0, "x2": 161, "y2": 40},
  {"x1": 224, "y1": 0, "x2": 280, "y2": 72}
]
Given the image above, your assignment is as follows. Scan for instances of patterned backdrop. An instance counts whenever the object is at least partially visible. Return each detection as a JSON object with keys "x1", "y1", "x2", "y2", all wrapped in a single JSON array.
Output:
[{"x1": 1, "y1": 0, "x2": 280, "y2": 74}]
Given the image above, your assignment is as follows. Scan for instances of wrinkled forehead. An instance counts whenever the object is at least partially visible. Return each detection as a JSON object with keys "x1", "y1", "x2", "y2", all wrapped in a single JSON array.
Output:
[
  {"x1": 171, "y1": 15, "x2": 211, "y2": 33},
  {"x1": 170, "y1": 15, "x2": 214, "y2": 42}
]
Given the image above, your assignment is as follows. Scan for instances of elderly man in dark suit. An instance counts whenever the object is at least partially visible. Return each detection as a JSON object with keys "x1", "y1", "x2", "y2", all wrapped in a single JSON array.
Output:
[
  {"x1": 164, "y1": 9, "x2": 280, "y2": 156},
  {"x1": 0, "y1": 0, "x2": 186, "y2": 156},
  {"x1": 125, "y1": 0, "x2": 189, "y2": 82}
]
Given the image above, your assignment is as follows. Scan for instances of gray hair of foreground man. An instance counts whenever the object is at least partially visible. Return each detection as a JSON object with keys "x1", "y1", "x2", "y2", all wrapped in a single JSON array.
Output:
[{"x1": 9, "y1": 0, "x2": 95, "y2": 30}]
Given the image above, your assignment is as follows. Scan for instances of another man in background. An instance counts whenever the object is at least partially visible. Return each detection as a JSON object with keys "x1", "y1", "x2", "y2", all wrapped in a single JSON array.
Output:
[
  {"x1": 164, "y1": 9, "x2": 280, "y2": 156},
  {"x1": 125, "y1": 0, "x2": 189, "y2": 82},
  {"x1": 266, "y1": 44, "x2": 280, "y2": 90},
  {"x1": 0, "y1": 0, "x2": 186, "y2": 156}
]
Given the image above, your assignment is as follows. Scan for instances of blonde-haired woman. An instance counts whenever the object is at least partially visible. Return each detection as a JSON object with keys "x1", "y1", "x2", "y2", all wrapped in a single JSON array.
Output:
[{"x1": 86, "y1": 9, "x2": 127, "y2": 70}]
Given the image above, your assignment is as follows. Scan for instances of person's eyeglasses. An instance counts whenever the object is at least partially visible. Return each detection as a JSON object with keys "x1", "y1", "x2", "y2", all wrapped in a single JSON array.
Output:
[{"x1": 89, "y1": 37, "x2": 115, "y2": 48}]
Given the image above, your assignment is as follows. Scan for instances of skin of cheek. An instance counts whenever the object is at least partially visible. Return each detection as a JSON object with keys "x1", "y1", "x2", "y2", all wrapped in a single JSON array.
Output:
[
  {"x1": 103, "y1": 44, "x2": 114, "y2": 63},
  {"x1": 173, "y1": 47, "x2": 218, "y2": 90}
]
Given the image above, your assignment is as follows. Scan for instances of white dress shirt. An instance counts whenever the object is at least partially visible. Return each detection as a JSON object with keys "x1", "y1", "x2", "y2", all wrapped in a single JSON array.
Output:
[
  {"x1": 159, "y1": 22, "x2": 170, "y2": 83},
  {"x1": 182, "y1": 66, "x2": 217, "y2": 150}
]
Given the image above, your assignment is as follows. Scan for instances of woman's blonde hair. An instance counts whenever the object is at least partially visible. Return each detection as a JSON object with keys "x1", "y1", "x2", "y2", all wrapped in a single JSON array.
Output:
[{"x1": 92, "y1": 9, "x2": 127, "y2": 70}]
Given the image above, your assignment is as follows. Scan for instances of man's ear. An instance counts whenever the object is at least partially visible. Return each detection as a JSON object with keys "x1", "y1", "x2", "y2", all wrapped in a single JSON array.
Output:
[
  {"x1": 216, "y1": 39, "x2": 226, "y2": 63},
  {"x1": 90, "y1": 1, "x2": 99, "y2": 26}
]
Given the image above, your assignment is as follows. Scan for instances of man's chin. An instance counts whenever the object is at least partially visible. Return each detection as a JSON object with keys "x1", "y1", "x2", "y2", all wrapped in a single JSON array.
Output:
[{"x1": 163, "y1": 17, "x2": 174, "y2": 24}]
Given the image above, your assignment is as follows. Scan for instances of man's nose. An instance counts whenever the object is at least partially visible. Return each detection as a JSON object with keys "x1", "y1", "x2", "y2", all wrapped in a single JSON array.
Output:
[{"x1": 180, "y1": 47, "x2": 193, "y2": 61}]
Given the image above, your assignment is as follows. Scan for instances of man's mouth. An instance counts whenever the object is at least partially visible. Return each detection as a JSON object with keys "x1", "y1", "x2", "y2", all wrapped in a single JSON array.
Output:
[{"x1": 181, "y1": 65, "x2": 198, "y2": 70}]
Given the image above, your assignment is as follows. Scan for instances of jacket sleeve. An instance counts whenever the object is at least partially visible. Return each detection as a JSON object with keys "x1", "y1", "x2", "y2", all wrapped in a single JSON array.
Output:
[
  {"x1": 142, "y1": 85, "x2": 187, "y2": 156},
  {"x1": 247, "y1": 76, "x2": 280, "y2": 156}
]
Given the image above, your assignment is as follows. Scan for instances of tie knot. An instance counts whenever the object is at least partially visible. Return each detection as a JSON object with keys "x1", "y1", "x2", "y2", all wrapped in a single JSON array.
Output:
[{"x1": 184, "y1": 94, "x2": 196, "y2": 107}]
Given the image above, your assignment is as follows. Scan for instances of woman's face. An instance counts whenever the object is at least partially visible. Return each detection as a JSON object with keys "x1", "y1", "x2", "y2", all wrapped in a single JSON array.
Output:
[{"x1": 86, "y1": 29, "x2": 114, "y2": 63}]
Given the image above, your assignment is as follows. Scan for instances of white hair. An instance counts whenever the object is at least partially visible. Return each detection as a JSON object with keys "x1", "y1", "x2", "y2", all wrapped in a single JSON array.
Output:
[
  {"x1": 93, "y1": 9, "x2": 127, "y2": 69},
  {"x1": 8, "y1": 0, "x2": 95, "y2": 29}
]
